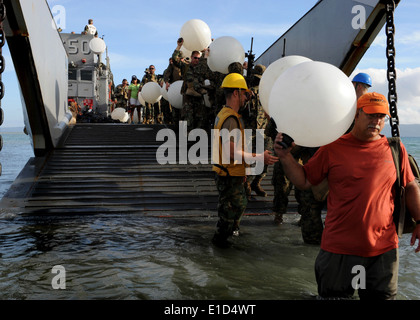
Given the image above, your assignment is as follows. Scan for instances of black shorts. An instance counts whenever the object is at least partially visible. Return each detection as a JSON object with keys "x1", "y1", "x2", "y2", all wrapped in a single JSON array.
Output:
[{"x1": 315, "y1": 248, "x2": 399, "y2": 300}]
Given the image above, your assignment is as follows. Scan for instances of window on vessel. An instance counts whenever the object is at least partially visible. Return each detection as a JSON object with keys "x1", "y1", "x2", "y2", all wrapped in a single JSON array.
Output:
[
  {"x1": 80, "y1": 70, "x2": 93, "y2": 81},
  {"x1": 68, "y1": 69, "x2": 77, "y2": 80}
]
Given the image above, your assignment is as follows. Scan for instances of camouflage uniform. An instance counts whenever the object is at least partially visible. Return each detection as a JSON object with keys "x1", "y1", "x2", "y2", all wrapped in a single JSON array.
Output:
[
  {"x1": 210, "y1": 71, "x2": 226, "y2": 123},
  {"x1": 242, "y1": 65, "x2": 269, "y2": 198},
  {"x1": 171, "y1": 50, "x2": 190, "y2": 125},
  {"x1": 291, "y1": 146, "x2": 324, "y2": 244},
  {"x1": 212, "y1": 106, "x2": 248, "y2": 247},
  {"x1": 160, "y1": 89, "x2": 172, "y2": 124},
  {"x1": 114, "y1": 82, "x2": 129, "y2": 111},
  {"x1": 266, "y1": 119, "x2": 324, "y2": 244},
  {"x1": 141, "y1": 72, "x2": 161, "y2": 124},
  {"x1": 163, "y1": 60, "x2": 183, "y2": 124},
  {"x1": 171, "y1": 50, "x2": 190, "y2": 76},
  {"x1": 214, "y1": 175, "x2": 248, "y2": 246},
  {"x1": 181, "y1": 55, "x2": 213, "y2": 132}
]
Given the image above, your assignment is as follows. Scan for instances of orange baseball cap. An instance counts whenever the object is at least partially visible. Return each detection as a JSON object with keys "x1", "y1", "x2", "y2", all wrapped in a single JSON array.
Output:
[{"x1": 357, "y1": 92, "x2": 390, "y2": 116}]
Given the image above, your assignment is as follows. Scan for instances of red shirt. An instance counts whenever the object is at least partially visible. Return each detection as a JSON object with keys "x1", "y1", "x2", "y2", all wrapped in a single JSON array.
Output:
[{"x1": 304, "y1": 133, "x2": 414, "y2": 257}]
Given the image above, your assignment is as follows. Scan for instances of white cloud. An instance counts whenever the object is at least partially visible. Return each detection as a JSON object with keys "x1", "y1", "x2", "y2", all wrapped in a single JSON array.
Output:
[
  {"x1": 371, "y1": 33, "x2": 386, "y2": 47},
  {"x1": 351, "y1": 67, "x2": 420, "y2": 124},
  {"x1": 399, "y1": 30, "x2": 420, "y2": 45}
]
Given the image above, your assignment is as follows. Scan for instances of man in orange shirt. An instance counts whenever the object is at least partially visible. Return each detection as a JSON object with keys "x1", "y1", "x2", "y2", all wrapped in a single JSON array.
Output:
[{"x1": 274, "y1": 92, "x2": 420, "y2": 299}]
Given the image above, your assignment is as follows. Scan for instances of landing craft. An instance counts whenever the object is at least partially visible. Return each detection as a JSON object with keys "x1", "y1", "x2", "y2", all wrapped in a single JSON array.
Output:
[
  {"x1": 0, "y1": 0, "x2": 400, "y2": 215},
  {"x1": 63, "y1": 33, "x2": 112, "y2": 117}
]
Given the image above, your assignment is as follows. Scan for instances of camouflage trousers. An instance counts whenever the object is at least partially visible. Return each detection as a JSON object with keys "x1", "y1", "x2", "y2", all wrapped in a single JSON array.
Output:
[
  {"x1": 272, "y1": 161, "x2": 324, "y2": 244},
  {"x1": 160, "y1": 99, "x2": 173, "y2": 124},
  {"x1": 181, "y1": 96, "x2": 208, "y2": 132},
  {"x1": 172, "y1": 107, "x2": 181, "y2": 124},
  {"x1": 145, "y1": 102, "x2": 162, "y2": 124},
  {"x1": 246, "y1": 130, "x2": 270, "y2": 184},
  {"x1": 214, "y1": 175, "x2": 248, "y2": 240}
]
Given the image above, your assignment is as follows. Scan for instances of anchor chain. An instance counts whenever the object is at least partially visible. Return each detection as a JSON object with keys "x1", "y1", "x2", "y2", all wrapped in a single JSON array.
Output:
[
  {"x1": 386, "y1": 0, "x2": 399, "y2": 137},
  {"x1": 0, "y1": 0, "x2": 5, "y2": 176}
]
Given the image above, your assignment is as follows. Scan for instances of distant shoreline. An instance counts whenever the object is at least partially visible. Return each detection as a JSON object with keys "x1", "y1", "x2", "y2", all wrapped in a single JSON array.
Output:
[
  {"x1": 383, "y1": 124, "x2": 420, "y2": 137},
  {"x1": 1, "y1": 124, "x2": 419, "y2": 137}
]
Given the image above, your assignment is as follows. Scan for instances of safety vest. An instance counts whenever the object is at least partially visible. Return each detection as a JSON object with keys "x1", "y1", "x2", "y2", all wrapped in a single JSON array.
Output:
[{"x1": 212, "y1": 107, "x2": 246, "y2": 177}]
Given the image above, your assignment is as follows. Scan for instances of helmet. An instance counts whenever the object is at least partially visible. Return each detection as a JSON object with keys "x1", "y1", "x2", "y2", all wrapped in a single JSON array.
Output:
[
  {"x1": 352, "y1": 73, "x2": 372, "y2": 87},
  {"x1": 221, "y1": 73, "x2": 250, "y2": 92}
]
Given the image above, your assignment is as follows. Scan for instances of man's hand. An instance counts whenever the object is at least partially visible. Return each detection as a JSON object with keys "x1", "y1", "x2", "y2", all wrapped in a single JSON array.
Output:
[
  {"x1": 411, "y1": 225, "x2": 420, "y2": 253},
  {"x1": 263, "y1": 150, "x2": 279, "y2": 165},
  {"x1": 274, "y1": 132, "x2": 295, "y2": 158}
]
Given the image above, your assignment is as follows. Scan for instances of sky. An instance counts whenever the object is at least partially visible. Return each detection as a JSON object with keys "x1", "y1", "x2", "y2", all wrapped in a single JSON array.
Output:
[{"x1": 1, "y1": 0, "x2": 419, "y2": 128}]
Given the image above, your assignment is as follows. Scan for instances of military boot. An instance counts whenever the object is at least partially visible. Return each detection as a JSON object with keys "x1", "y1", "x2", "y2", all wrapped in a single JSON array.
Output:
[
  {"x1": 212, "y1": 220, "x2": 232, "y2": 248},
  {"x1": 273, "y1": 213, "x2": 284, "y2": 225},
  {"x1": 250, "y1": 176, "x2": 267, "y2": 197}
]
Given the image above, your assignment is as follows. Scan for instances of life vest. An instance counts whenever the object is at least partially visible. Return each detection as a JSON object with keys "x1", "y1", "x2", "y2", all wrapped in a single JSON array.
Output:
[{"x1": 212, "y1": 107, "x2": 246, "y2": 177}]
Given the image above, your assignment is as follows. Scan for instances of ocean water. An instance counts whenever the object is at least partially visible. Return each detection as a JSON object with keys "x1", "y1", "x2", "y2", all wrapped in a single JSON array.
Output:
[
  {"x1": 402, "y1": 137, "x2": 420, "y2": 166},
  {"x1": 0, "y1": 131, "x2": 419, "y2": 301}
]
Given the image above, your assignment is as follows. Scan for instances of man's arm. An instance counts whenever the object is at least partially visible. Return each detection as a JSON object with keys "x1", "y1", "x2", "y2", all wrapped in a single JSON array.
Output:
[
  {"x1": 274, "y1": 133, "x2": 313, "y2": 190},
  {"x1": 405, "y1": 180, "x2": 420, "y2": 252},
  {"x1": 225, "y1": 140, "x2": 278, "y2": 166}
]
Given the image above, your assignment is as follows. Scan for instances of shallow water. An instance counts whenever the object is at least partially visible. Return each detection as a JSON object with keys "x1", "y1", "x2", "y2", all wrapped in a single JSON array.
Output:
[
  {"x1": 0, "y1": 211, "x2": 419, "y2": 300},
  {"x1": 0, "y1": 213, "x2": 320, "y2": 300}
]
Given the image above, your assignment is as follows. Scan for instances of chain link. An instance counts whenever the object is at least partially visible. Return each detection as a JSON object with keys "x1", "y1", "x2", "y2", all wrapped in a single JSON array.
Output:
[{"x1": 386, "y1": 0, "x2": 399, "y2": 137}]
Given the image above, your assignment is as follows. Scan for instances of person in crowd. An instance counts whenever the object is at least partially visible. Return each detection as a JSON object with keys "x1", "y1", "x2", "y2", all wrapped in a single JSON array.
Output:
[
  {"x1": 83, "y1": 19, "x2": 98, "y2": 37},
  {"x1": 346, "y1": 72, "x2": 372, "y2": 134},
  {"x1": 127, "y1": 75, "x2": 141, "y2": 124},
  {"x1": 171, "y1": 38, "x2": 214, "y2": 132},
  {"x1": 163, "y1": 58, "x2": 183, "y2": 124},
  {"x1": 266, "y1": 118, "x2": 324, "y2": 244},
  {"x1": 141, "y1": 65, "x2": 161, "y2": 124},
  {"x1": 183, "y1": 50, "x2": 211, "y2": 131},
  {"x1": 212, "y1": 73, "x2": 278, "y2": 248},
  {"x1": 242, "y1": 64, "x2": 270, "y2": 199},
  {"x1": 352, "y1": 72, "x2": 372, "y2": 99},
  {"x1": 114, "y1": 78, "x2": 129, "y2": 111}
]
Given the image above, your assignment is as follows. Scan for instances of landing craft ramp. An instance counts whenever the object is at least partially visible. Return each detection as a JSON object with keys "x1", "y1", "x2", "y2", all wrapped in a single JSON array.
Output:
[
  {"x1": 0, "y1": 124, "x2": 286, "y2": 216},
  {"x1": 255, "y1": 0, "x2": 400, "y2": 75}
]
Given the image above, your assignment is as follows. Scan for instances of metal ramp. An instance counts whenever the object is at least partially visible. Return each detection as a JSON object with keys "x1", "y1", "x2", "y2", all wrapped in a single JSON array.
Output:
[{"x1": 1, "y1": 124, "x2": 295, "y2": 217}]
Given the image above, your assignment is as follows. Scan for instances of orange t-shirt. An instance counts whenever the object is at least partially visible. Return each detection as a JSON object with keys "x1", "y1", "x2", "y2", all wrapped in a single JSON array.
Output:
[{"x1": 304, "y1": 133, "x2": 414, "y2": 257}]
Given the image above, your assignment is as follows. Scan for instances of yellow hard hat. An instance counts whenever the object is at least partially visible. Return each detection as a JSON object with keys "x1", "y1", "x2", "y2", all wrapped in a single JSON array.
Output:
[{"x1": 220, "y1": 73, "x2": 250, "y2": 92}]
